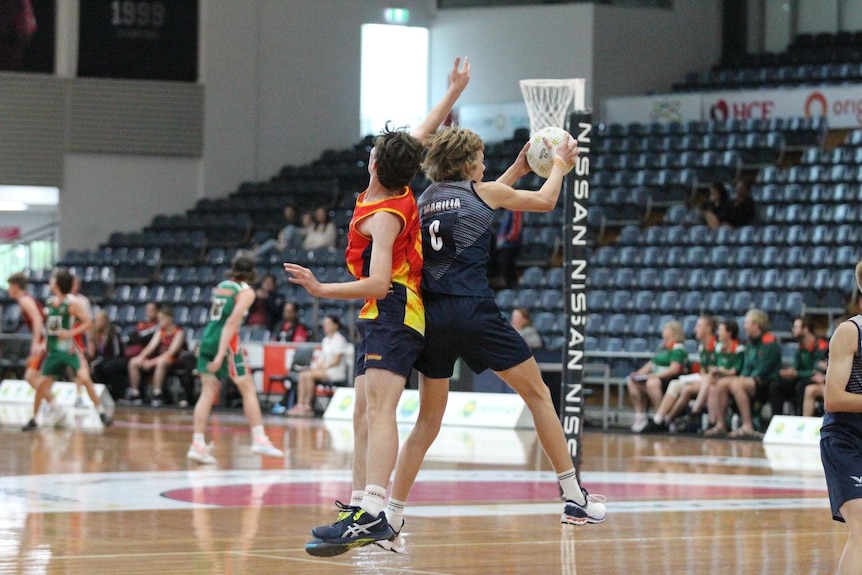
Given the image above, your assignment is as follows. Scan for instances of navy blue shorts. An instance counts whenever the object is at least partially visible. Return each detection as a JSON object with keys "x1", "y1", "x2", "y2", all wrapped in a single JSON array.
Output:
[
  {"x1": 413, "y1": 294, "x2": 533, "y2": 379},
  {"x1": 354, "y1": 319, "x2": 424, "y2": 379},
  {"x1": 820, "y1": 433, "x2": 862, "y2": 522}
]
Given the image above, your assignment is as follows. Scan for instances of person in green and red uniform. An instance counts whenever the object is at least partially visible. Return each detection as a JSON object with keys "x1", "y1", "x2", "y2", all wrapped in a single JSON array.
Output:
[
  {"x1": 779, "y1": 316, "x2": 829, "y2": 416},
  {"x1": 712, "y1": 308, "x2": 782, "y2": 439},
  {"x1": 627, "y1": 320, "x2": 688, "y2": 433}
]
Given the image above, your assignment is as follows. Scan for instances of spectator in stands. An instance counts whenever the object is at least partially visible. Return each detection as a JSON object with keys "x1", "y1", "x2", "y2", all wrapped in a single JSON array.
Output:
[
  {"x1": 271, "y1": 301, "x2": 310, "y2": 343},
  {"x1": 627, "y1": 320, "x2": 688, "y2": 433},
  {"x1": 701, "y1": 181, "x2": 733, "y2": 230},
  {"x1": 491, "y1": 209, "x2": 523, "y2": 289},
  {"x1": 87, "y1": 309, "x2": 124, "y2": 390},
  {"x1": 698, "y1": 319, "x2": 745, "y2": 435},
  {"x1": 645, "y1": 314, "x2": 716, "y2": 433},
  {"x1": 510, "y1": 307, "x2": 543, "y2": 350},
  {"x1": 303, "y1": 206, "x2": 337, "y2": 250},
  {"x1": 127, "y1": 305, "x2": 186, "y2": 407},
  {"x1": 112, "y1": 302, "x2": 159, "y2": 403},
  {"x1": 778, "y1": 316, "x2": 828, "y2": 416},
  {"x1": 286, "y1": 314, "x2": 349, "y2": 417},
  {"x1": 724, "y1": 177, "x2": 757, "y2": 228},
  {"x1": 709, "y1": 308, "x2": 782, "y2": 439},
  {"x1": 245, "y1": 273, "x2": 281, "y2": 331},
  {"x1": 255, "y1": 204, "x2": 305, "y2": 257}
]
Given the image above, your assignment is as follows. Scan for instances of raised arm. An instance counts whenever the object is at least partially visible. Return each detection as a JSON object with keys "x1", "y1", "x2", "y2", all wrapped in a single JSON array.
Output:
[
  {"x1": 477, "y1": 135, "x2": 579, "y2": 212},
  {"x1": 411, "y1": 56, "x2": 471, "y2": 145}
]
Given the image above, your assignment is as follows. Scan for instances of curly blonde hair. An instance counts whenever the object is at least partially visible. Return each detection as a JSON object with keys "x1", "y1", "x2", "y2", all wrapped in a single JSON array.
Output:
[{"x1": 422, "y1": 126, "x2": 484, "y2": 182}]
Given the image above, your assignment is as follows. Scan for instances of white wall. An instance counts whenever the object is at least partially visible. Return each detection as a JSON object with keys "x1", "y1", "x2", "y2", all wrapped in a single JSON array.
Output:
[
  {"x1": 62, "y1": 155, "x2": 199, "y2": 251},
  {"x1": 431, "y1": 4, "x2": 595, "y2": 112},
  {"x1": 593, "y1": 0, "x2": 722, "y2": 105}
]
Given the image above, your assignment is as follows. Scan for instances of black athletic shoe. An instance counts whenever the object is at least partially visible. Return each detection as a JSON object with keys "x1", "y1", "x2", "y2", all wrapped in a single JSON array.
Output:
[
  {"x1": 306, "y1": 504, "x2": 393, "y2": 557},
  {"x1": 21, "y1": 418, "x2": 38, "y2": 432},
  {"x1": 99, "y1": 413, "x2": 113, "y2": 427}
]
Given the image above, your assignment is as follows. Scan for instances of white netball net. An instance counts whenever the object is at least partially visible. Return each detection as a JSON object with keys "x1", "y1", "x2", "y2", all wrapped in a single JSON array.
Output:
[{"x1": 519, "y1": 78, "x2": 585, "y2": 133}]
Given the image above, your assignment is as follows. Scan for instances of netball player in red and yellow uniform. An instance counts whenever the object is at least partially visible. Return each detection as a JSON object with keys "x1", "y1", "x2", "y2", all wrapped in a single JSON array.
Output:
[{"x1": 283, "y1": 56, "x2": 471, "y2": 557}]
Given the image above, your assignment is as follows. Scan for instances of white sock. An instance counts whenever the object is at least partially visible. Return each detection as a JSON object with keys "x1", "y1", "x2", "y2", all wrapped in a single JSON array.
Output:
[
  {"x1": 350, "y1": 490, "x2": 364, "y2": 507},
  {"x1": 361, "y1": 485, "x2": 387, "y2": 516},
  {"x1": 558, "y1": 469, "x2": 586, "y2": 505},
  {"x1": 386, "y1": 497, "x2": 406, "y2": 528},
  {"x1": 251, "y1": 425, "x2": 266, "y2": 441},
  {"x1": 634, "y1": 412, "x2": 647, "y2": 424},
  {"x1": 653, "y1": 414, "x2": 663, "y2": 425},
  {"x1": 193, "y1": 433, "x2": 206, "y2": 446},
  {"x1": 97, "y1": 404, "x2": 105, "y2": 414}
]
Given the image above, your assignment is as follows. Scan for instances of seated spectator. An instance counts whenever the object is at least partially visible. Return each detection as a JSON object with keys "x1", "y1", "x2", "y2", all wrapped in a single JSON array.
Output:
[
  {"x1": 272, "y1": 302, "x2": 310, "y2": 343},
  {"x1": 627, "y1": 320, "x2": 688, "y2": 433},
  {"x1": 255, "y1": 204, "x2": 305, "y2": 256},
  {"x1": 697, "y1": 319, "x2": 744, "y2": 433},
  {"x1": 87, "y1": 310, "x2": 124, "y2": 392},
  {"x1": 112, "y1": 302, "x2": 160, "y2": 402},
  {"x1": 286, "y1": 314, "x2": 349, "y2": 417},
  {"x1": 302, "y1": 206, "x2": 337, "y2": 250},
  {"x1": 510, "y1": 307, "x2": 543, "y2": 350},
  {"x1": 646, "y1": 314, "x2": 716, "y2": 433},
  {"x1": 724, "y1": 178, "x2": 757, "y2": 228},
  {"x1": 701, "y1": 182, "x2": 733, "y2": 230},
  {"x1": 127, "y1": 306, "x2": 186, "y2": 406},
  {"x1": 245, "y1": 273, "x2": 282, "y2": 331},
  {"x1": 778, "y1": 316, "x2": 828, "y2": 416},
  {"x1": 708, "y1": 308, "x2": 782, "y2": 439}
]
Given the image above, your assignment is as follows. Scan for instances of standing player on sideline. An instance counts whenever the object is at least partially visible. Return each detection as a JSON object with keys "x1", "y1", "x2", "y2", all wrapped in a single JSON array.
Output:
[
  {"x1": 380, "y1": 126, "x2": 605, "y2": 553},
  {"x1": 820, "y1": 261, "x2": 862, "y2": 574},
  {"x1": 187, "y1": 255, "x2": 284, "y2": 464},
  {"x1": 24, "y1": 269, "x2": 112, "y2": 431},
  {"x1": 6, "y1": 272, "x2": 63, "y2": 428},
  {"x1": 283, "y1": 56, "x2": 471, "y2": 557}
]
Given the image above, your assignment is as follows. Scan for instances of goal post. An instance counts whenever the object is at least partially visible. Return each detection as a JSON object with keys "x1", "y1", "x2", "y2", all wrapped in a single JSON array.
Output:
[{"x1": 520, "y1": 78, "x2": 589, "y2": 476}]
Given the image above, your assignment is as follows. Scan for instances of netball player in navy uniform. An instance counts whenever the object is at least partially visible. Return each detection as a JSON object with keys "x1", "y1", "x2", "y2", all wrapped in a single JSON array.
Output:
[
  {"x1": 820, "y1": 260, "x2": 862, "y2": 574},
  {"x1": 381, "y1": 126, "x2": 605, "y2": 550}
]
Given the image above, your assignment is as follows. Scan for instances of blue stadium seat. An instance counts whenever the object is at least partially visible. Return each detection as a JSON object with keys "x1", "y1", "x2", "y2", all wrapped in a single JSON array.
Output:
[
  {"x1": 706, "y1": 291, "x2": 728, "y2": 314},
  {"x1": 630, "y1": 314, "x2": 653, "y2": 337},
  {"x1": 496, "y1": 289, "x2": 517, "y2": 311},
  {"x1": 588, "y1": 267, "x2": 612, "y2": 289},
  {"x1": 540, "y1": 289, "x2": 564, "y2": 311},
  {"x1": 612, "y1": 267, "x2": 635, "y2": 289},
  {"x1": 518, "y1": 266, "x2": 546, "y2": 288},
  {"x1": 663, "y1": 268, "x2": 683, "y2": 289},
  {"x1": 729, "y1": 291, "x2": 753, "y2": 315},
  {"x1": 760, "y1": 291, "x2": 781, "y2": 316},
  {"x1": 606, "y1": 313, "x2": 628, "y2": 336}
]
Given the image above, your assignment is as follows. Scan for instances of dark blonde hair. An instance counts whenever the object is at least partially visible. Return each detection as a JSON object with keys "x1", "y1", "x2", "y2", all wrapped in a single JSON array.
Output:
[{"x1": 422, "y1": 126, "x2": 484, "y2": 182}]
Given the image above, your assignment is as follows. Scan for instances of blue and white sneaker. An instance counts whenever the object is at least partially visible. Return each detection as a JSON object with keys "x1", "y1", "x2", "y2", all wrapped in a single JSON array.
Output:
[
  {"x1": 375, "y1": 519, "x2": 406, "y2": 553},
  {"x1": 305, "y1": 502, "x2": 394, "y2": 557},
  {"x1": 561, "y1": 488, "x2": 607, "y2": 525}
]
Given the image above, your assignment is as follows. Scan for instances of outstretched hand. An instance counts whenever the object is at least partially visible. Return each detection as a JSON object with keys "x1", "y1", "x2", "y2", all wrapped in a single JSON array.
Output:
[
  {"x1": 448, "y1": 56, "x2": 471, "y2": 95},
  {"x1": 283, "y1": 263, "x2": 323, "y2": 297},
  {"x1": 511, "y1": 141, "x2": 532, "y2": 178},
  {"x1": 546, "y1": 134, "x2": 579, "y2": 167}
]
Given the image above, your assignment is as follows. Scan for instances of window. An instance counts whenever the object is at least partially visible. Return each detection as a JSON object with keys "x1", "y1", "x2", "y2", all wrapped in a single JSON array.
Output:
[{"x1": 360, "y1": 24, "x2": 428, "y2": 139}]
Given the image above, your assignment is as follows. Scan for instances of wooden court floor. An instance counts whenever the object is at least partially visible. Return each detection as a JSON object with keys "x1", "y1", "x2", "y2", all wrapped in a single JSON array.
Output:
[{"x1": 0, "y1": 406, "x2": 847, "y2": 574}]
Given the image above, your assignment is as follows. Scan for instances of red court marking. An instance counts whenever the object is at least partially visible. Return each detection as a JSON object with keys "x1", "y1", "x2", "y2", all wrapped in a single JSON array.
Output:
[{"x1": 162, "y1": 481, "x2": 821, "y2": 507}]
